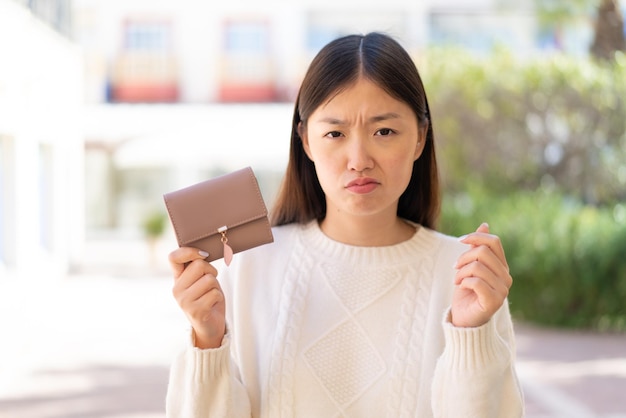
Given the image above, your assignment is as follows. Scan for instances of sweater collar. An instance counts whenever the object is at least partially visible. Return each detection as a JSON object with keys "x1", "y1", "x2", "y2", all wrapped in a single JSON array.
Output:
[{"x1": 299, "y1": 220, "x2": 440, "y2": 266}]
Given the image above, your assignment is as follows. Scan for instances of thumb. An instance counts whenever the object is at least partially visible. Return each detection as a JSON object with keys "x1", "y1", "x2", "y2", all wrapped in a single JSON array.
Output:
[{"x1": 476, "y1": 222, "x2": 490, "y2": 234}]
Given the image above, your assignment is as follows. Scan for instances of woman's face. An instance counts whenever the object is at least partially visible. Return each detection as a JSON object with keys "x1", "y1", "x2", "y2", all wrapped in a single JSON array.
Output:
[{"x1": 301, "y1": 77, "x2": 426, "y2": 221}]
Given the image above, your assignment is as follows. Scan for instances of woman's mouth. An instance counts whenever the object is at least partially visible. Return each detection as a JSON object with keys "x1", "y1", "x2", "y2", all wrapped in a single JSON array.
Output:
[{"x1": 345, "y1": 178, "x2": 380, "y2": 194}]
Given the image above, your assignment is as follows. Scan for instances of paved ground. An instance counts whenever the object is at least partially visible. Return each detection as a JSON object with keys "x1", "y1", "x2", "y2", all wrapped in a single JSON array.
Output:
[
  {"x1": 1, "y1": 239, "x2": 625, "y2": 417},
  {"x1": 0, "y1": 272, "x2": 183, "y2": 418},
  {"x1": 516, "y1": 324, "x2": 626, "y2": 418}
]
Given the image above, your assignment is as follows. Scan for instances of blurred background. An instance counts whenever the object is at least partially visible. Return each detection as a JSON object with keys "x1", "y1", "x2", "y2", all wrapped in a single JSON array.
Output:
[{"x1": 0, "y1": 0, "x2": 625, "y2": 417}]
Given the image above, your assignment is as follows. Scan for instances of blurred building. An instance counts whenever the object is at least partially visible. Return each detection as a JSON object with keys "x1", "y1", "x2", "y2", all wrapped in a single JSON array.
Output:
[
  {"x1": 74, "y1": 0, "x2": 545, "y2": 237},
  {"x1": 73, "y1": 0, "x2": 542, "y2": 105},
  {"x1": 0, "y1": 0, "x2": 84, "y2": 278}
]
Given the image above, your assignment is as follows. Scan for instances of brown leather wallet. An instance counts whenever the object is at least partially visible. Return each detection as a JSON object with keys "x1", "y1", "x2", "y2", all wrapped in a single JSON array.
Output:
[{"x1": 163, "y1": 166, "x2": 274, "y2": 265}]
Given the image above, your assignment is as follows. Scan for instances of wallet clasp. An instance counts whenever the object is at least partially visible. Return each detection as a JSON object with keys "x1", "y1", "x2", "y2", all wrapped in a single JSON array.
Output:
[{"x1": 217, "y1": 225, "x2": 234, "y2": 266}]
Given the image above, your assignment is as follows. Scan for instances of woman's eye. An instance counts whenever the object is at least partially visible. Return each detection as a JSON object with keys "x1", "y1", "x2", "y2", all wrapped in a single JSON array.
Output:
[
  {"x1": 375, "y1": 128, "x2": 395, "y2": 136},
  {"x1": 325, "y1": 131, "x2": 343, "y2": 138}
]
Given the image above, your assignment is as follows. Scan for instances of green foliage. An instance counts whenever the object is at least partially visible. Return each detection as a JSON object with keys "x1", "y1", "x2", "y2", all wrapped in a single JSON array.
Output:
[
  {"x1": 422, "y1": 48, "x2": 626, "y2": 205},
  {"x1": 531, "y1": 0, "x2": 594, "y2": 30},
  {"x1": 440, "y1": 188, "x2": 626, "y2": 332},
  {"x1": 142, "y1": 211, "x2": 167, "y2": 239}
]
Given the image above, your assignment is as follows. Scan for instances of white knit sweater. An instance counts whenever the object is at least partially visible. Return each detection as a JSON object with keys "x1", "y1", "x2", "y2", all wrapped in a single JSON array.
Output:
[{"x1": 166, "y1": 221, "x2": 524, "y2": 417}]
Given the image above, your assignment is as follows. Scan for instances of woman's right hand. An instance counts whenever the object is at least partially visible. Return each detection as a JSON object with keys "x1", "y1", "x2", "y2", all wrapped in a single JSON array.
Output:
[{"x1": 169, "y1": 248, "x2": 226, "y2": 349}]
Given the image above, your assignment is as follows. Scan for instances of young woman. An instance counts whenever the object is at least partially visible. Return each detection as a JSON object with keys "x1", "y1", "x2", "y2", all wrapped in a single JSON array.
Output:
[{"x1": 167, "y1": 32, "x2": 524, "y2": 417}]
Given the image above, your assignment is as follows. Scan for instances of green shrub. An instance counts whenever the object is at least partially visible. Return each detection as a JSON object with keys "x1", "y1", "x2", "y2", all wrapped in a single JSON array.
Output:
[
  {"x1": 142, "y1": 211, "x2": 167, "y2": 239},
  {"x1": 421, "y1": 48, "x2": 626, "y2": 205},
  {"x1": 440, "y1": 188, "x2": 626, "y2": 332}
]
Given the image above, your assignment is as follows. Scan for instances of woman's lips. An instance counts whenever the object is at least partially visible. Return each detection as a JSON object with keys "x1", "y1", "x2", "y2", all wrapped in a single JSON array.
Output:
[{"x1": 346, "y1": 177, "x2": 380, "y2": 194}]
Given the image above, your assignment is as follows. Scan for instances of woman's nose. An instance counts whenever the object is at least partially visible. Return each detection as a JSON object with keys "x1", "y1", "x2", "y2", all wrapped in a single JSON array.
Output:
[{"x1": 347, "y1": 137, "x2": 374, "y2": 172}]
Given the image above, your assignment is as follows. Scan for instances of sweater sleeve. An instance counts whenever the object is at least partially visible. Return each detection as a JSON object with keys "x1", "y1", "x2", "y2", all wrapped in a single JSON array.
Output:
[
  {"x1": 431, "y1": 302, "x2": 524, "y2": 418},
  {"x1": 166, "y1": 332, "x2": 251, "y2": 418}
]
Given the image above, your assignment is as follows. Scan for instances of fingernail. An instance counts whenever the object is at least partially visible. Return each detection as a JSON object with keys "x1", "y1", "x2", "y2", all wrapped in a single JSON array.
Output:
[
  {"x1": 199, "y1": 250, "x2": 209, "y2": 258},
  {"x1": 458, "y1": 235, "x2": 468, "y2": 242}
]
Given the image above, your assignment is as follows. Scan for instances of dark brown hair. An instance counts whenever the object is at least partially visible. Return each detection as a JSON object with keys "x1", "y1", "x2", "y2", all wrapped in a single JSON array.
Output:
[{"x1": 271, "y1": 32, "x2": 440, "y2": 229}]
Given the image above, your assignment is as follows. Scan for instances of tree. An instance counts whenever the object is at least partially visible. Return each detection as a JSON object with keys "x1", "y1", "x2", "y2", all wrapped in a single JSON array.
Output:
[
  {"x1": 533, "y1": 0, "x2": 626, "y2": 60},
  {"x1": 590, "y1": 0, "x2": 626, "y2": 61}
]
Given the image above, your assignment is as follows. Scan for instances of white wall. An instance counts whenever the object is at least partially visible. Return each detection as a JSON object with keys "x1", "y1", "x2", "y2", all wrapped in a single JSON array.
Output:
[{"x1": 0, "y1": 1, "x2": 84, "y2": 279}]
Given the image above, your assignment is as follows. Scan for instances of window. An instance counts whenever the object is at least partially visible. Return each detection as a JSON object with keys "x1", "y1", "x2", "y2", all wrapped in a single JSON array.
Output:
[
  {"x1": 224, "y1": 21, "x2": 269, "y2": 54},
  {"x1": 218, "y1": 19, "x2": 275, "y2": 102},
  {"x1": 124, "y1": 21, "x2": 172, "y2": 51},
  {"x1": 111, "y1": 18, "x2": 178, "y2": 102}
]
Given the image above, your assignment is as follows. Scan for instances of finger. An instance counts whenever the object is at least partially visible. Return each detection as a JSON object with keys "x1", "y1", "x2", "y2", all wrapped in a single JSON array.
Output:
[
  {"x1": 455, "y1": 244, "x2": 511, "y2": 280},
  {"x1": 458, "y1": 230, "x2": 508, "y2": 271},
  {"x1": 458, "y1": 276, "x2": 507, "y2": 313},
  {"x1": 184, "y1": 287, "x2": 224, "y2": 328},
  {"x1": 455, "y1": 260, "x2": 512, "y2": 295},
  {"x1": 193, "y1": 285, "x2": 225, "y2": 315},
  {"x1": 174, "y1": 259, "x2": 219, "y2": 292},
  {"x1": 476, "y1": 222, "x2": 490, "y2": 234},
  {"x1": 175, "y1": 273, "x2": 222, "y2": 307},
  {"x1": 459, "y1": 229, "x2": 503, "y2": 254},
  {"x1": 168, "y1": 247, "x2": 211, "y2": 278}
]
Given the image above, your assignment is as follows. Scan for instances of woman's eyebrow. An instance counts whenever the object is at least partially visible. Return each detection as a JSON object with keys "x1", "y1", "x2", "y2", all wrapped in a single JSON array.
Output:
[
  {"x1": 316, "y1": 112, "x2": 402, "y2": 125},
  {"x1": 369, "y1": 112, "x2": 401, "y2": 123},
  {"x1": 317, "y1": 117, "x2": 345, "y2": 125}
]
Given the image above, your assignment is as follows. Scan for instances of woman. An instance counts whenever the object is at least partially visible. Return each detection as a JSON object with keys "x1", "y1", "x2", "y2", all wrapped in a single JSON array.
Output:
[{"x1": 167, "y1": 32, "x2": 524, "y2": 417}]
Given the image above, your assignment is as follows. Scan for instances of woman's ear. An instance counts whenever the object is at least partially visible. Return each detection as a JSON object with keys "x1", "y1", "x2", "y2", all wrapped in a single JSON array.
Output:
[
  {"x1": 413, "y1": 123, "x2": 428, "y2": 161},
  {"x1": 298, "y1": 122, "x2": 314, "y2": 161}
]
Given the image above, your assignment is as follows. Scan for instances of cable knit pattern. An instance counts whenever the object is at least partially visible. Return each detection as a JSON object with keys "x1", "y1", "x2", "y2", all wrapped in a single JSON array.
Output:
[
  {"x1": 166, "y1": 221, "x2": 524, "y2": 418},
  {"x1": 385, "y1": 232, "x2": 439, "y2": 417},
  {"x1": 266, "y1": 229, "x2": 314, "y2": 417},
  {"x1": 385, "y1": 264, "x2": 421, "y2": 418}
]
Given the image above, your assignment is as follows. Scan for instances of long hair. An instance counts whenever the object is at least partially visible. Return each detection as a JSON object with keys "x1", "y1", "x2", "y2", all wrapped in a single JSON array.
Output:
[{"x1": 270, "y1": 32, "x2": 440, "y2": 229}]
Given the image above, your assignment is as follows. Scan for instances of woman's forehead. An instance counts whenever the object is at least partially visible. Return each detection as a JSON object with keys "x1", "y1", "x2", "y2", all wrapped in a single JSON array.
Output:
[{"x1": 311, "y1": 79, "x2": 413, "y2": 120}]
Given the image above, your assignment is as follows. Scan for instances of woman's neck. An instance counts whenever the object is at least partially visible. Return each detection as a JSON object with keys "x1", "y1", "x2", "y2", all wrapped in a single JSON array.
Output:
[{"x1": 319, "y1": 212, "x2": 416, "y2": 247}]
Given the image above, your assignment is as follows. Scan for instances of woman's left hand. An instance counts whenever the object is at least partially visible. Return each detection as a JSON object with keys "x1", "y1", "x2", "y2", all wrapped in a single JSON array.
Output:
[{"x1": 451, "y1": 223, "x2": 513, "y2": 328}]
